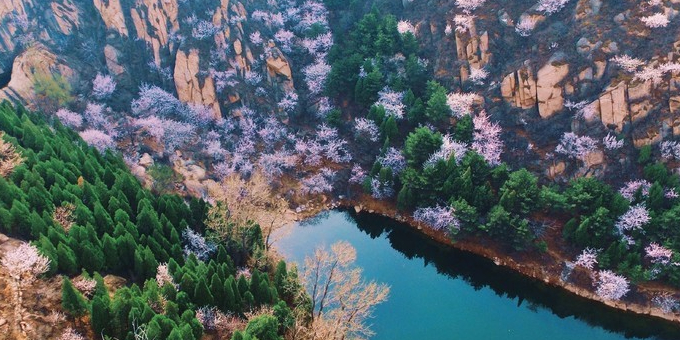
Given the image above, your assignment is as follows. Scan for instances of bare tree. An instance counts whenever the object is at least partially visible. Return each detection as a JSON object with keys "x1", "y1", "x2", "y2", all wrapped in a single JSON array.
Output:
[
  {"x1": 208, "y1": 171, "x2": 289, "y2": 251},
  {"x1": 294, "y1": 241, "x2": 389, "y2": 340}
]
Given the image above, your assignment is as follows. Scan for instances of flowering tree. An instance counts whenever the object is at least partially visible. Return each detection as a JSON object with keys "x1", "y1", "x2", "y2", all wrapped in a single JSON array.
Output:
[
  {"x1": 354, "y1": 118, "x2": 379, "y2": 142},
  {"x1": 131, "y1": 85, "x2": 182, "y2": 118},
  {"x1": 156, "y1": 263, "x2": 178, "y2": 289},
  {"x1": 610, "y1": 55, "x2": 645, "y2": 72},
  {"x1": 455, "y1": 0, "x2": 486, "y2": 13},
  {"x1": 536, "y1": 0, "x2": 572, "y2": 15},
  {"x1": 425, "y1": 134, "x2": 467, "y2": 167},
  {"x1": 515, "y1": 16, "x2": 538, "y2": 36},
  {"x1": 454, "y1": 15, "x2": 475, "y2": 33},
  {"x1": 574, "y1": 248, "x2": 599, "y2": 270},
  {"x1": 641, "y1": 13, "x2": 670, "y2": 28},
  {"x1": 55, "y1": 108, "x2": 83, "y2": 128},
  {"x1": 472, "y1": 111, "x2": 504, "y2": 165},
  {"x1": 634, "y1": 65, "x2": 664, "y2": 84},
  {"x1": 653, "y1": 293, "x2": 679, "y2": 313},
  {"x1": 370, "y1": 177, "x2": 395, "y2": 199},
  {"x1": 376, "y1": 87, "x2": 406, "y2": 119},
  {"x1": 603, "y1": 133, "x2": 624, "y2": 150},
  {"x1": 301, "y1": 168, "x2": 336, "y2": 195},
  {"x1": 645, "y1": 243, "x2": 674, "y2": 265},
  {"x1": 446, "y1": 92, "x2": 478, "y2": 118},
  {"x1": 278, "y1": 91, "x2": 299, "y2": 114},
  {"x1": 595, "y1": 270, "x2": 629, "y2": 301},
  {"x1": 2, "y1": 242, "x2": 50, "y2": 334},
  {"x1": 80, "y1": 129, "x2": 115, "y2": 153},
  {"x1": 661, "y1": 141, "x2": 680, "y2": 160},
  {"x1": 59, "y1": 328, "x2": 86, "y2": 340},
  {"x1": 92, "y1": 73, "x2": 116, "y2": 100},
  {"x1": 615, "y1": 204, "x2": 651, "y2": 233},
  {"x1": 619, "y1": 180, "x2": 651, "y2": 201},
  {"x1": 378, "y1": 147, "x2": 406, "y2": 174},
  {"x1": 0, "y1": 131, "x2": 23, "y2": 178},
  {"x1": 349, "y1": 164, "x2": 367, "y2": 184},
  {"x1": 73, "y1": 276, "x2": 97, "y2": 297},
  {"x1": 468, "y1": 67, "x2": 488, "y2": 85},
  {"x1": 397, "y1": 20, "x2": 416, "y2": 35},
  {"x1": 182, "y1": 227, "x2": 217, "y2": 261},
  {"x1": 303, "y1": 60, "x2": 331, "y2": 95},
  {"x1": 555, "y1": 132, "x2": 597, "y2": 160},
  {"x1": 413, "y1": 205, "x2": 461, "y2": 232}
]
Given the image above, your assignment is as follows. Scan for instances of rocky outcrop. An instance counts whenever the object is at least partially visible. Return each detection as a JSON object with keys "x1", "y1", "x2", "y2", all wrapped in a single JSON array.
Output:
[
  {"x1": 453, "y1": 18, "x2": 491, "y2": 82},
  {"x1": 0, "y1": 44, "x2": 72, "y2": 107},
  {"x1": 536, "y1": 60, "x2": 569, "y2": 119},
  {"x1": 104, "y1": 44, "x2": 125, "y2": 76},
  {"x1": 174, "y1": 49, "x2": 222, "y2": 119},
  {"x1": 0, "y1": 0, "x2": 33, "y2": 53},
  {"x1": 130, "y1": 0, "x2": 179, "y2": 66},
  {"x1": 93, "y1": 0, "x2": 128, "y2": 36},
  {"x1": 596, "y1": 82, "x2": 629, "y2": 131},
  {"x1": 50, "y1": 0, "x2": 79, "y2": 35},
  {"x1": 501, "y1": 65, "x2": 537, "y2": 110},
  {"x1": 502, "y1": 58, "x2": 569, "y2": 118}
]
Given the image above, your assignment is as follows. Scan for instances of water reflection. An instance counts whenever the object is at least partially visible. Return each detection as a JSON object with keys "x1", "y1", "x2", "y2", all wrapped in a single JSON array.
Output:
[{"x1": 347, "y1": 210, "x2": 680, "y2": 340}]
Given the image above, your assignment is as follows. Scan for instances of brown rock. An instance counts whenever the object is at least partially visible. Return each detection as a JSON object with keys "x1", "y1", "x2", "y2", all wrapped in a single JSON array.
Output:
[
  {"x1": 174, "y1": 49, "x2": 222, "y2": 119},
  {"x1": 266, "y1": 55, "x2": 292, "y2": 79},
  {"x1": 598, "y1": 82, "x2": 628, "y2": 131},
  {"x1": 536, "y1": 61, "x2": 569, "y2": 118},
  {"x1": 104, "y1": 44, "x2": 125, "y2": 75},
  {"x1": 501, "y1": 66, "x2": 537, "y2": 109},
  {"x1": 0, "y1": 44, "x2": 73, "y2": 108},
  {"x1": 50, "y1": 1, "x2": 80, "y2": 35},
  {"x1": 93, "y1": 0, "x2": 128, "y2": 36}
]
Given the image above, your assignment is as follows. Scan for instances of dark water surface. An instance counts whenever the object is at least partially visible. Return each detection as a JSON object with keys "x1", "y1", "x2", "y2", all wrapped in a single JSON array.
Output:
[{"x1": 274, "y1": 210, "x2": 680, "y2": 340}]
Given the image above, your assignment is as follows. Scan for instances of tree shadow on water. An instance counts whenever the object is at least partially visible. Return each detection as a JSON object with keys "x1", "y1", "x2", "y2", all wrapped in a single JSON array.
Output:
[{"x1": 346, "y1": 209, "x2": 680, "y2": 340}]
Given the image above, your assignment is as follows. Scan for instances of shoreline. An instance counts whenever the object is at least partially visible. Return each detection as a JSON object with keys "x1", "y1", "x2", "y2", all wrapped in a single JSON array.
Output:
[{"x1": 289, "y1": 194, "x2": 680, "y2": 326}]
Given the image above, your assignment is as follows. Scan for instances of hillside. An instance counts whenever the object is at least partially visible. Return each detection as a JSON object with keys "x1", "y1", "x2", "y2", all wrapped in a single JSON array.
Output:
[{"x1": 2, "y1": 0, "x2": 680, "y2": 334}]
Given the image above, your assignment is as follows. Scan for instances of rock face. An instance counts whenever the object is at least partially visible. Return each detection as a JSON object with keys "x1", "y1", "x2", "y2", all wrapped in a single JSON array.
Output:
[
  {"x1": 50, "y1": 0, "x2": 80, "y2": 35},
  {"x1": 104, "y1": 44, "x2": 125, "y2": 75},
  {"x1": 0, "y1": 44, "x2": 73, "y2": 107},
  {"x1": 130, "y1": 0, "x2": 179, "y2": 66},
  {"x1": 0, "y1": 0, "x2": 33, "y2": 54},
  {"x1": 536, "y1": 61, "x2": 569, "y2": 119},
  {"x1": 453, "y1": 18, "x2": 491, "y2": 82},
  {"x1": 93, "y1": 0, "x2": 128, "y2": 36},
  {"x1": 596, "y1": 82, "x2": 629, "y2": 131},
  {"x1": 501, "y1": 65, "x2": 537, "y2": 110},
  {"x1": 174, "y1": 49, "x2": 222, "y2": 119}
]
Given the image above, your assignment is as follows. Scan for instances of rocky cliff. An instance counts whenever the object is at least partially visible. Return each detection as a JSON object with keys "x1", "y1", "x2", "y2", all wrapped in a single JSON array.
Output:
[
  {"x1": 1, "y1": 0, "x2": 679, "y2": 183},
  {"x1": 0, "y1": 0, "x2": 295, "y2": 117}
]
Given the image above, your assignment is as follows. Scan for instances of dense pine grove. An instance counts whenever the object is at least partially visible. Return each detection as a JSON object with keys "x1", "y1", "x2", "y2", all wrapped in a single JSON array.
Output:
[{"x1": 0, "y1": 102, "x2": 300, "y2": 339}]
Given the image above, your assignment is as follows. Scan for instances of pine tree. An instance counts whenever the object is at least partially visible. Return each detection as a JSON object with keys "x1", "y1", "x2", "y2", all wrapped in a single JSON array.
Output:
[
  {"x1": 91, "y1": 295, "x2": 111, "y2": 334},
  {"x1": 62, "y1": 276, "x2": 88, "y2": 316},
  {"x1": 193, "y1": 277, "x2": 215, "y2": 307}
]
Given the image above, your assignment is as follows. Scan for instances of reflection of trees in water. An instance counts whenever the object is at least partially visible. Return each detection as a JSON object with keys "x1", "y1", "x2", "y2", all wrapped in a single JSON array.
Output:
[{"x1": 346, "y1": 210, "x2": 680, "y2": 340}]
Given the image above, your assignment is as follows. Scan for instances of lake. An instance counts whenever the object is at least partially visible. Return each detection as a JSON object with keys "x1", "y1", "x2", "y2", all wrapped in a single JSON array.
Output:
[{"x1": 274, "y1": 210, "x2": 680, "y2": 340}]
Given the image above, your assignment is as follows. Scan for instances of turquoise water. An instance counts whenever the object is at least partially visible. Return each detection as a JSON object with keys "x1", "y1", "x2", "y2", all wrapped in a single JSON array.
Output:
[{"x1": 274, "y1": 210, "x2": 680, "y2": 340}]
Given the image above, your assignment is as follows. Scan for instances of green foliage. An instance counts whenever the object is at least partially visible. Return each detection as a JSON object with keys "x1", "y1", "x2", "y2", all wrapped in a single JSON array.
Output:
[
  {"x1": 62, "y1": 277, "x2": 88, "y2": 316},
  {"x1": 33, "y1": 73, "x2": 72, "y2": 112},
  {"x1": 147, "y1": 164, "x2": 179, "y2": 194},
  {"x1": 0, "y1": 103, "x2": 298, "y2": 339},
  {"x1": 638, "y1": 145, "x2": 652, "y2": 164},
  {"x1": 404, "y1": 127, "x2": 442, "y2": 168}
]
